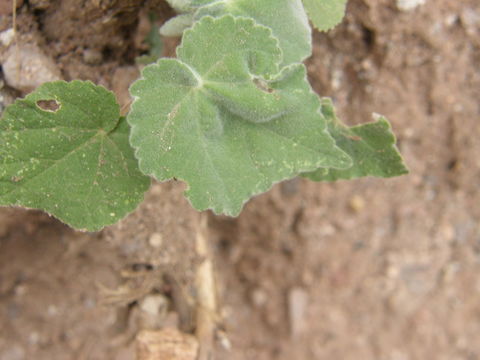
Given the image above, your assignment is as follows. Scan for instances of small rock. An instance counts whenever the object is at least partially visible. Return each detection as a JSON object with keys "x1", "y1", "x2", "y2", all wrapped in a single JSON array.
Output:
[
  {"x1": 47, "y1": 304, "x2": 59, "y2": 316},
  {"x1": 250, "y1": 287, "x2": 268, "y2": 307},
  {"x1": 217, "y1": 330, "x2": 232, "y2": 351},
  {"x1": 288, "y1": 287, "x2": 309, "y2": 337},
  {"x1": 139, "y1": 294, "x2": 168, "y2": 323},
  {"x1": 349, "y1": 195, "x2": 365, "y2": 213},
  {"x1": 148, "y1": 233, "x2": 163, "y2": 248},
  {"x1": 136, "y1": 328, "x2": 199, "y2": 360},
  {"x1": 2, "y1": 44, "x2": 61, "y2": 93},
  {"x1": 396, "y1": 0, "x2": 426, "y2": 11},
  {"x1": 83, "y1": 48, "x2": 103, "y2": 65},
  {"x1": 0, "y1": 28, "x2": 15, "y2": 47},
  {"x1": 137, "y1": 294, "x2": 169, "y2": 330},
  {"x1": 27, "y1": 332, "x2": 40, "y2": 346}
]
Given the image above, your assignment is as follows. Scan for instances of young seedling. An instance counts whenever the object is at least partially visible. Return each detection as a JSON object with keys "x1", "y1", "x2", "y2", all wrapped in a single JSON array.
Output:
[{"x1": 0, "y1": 0, "x2": 408, "y2": 231}]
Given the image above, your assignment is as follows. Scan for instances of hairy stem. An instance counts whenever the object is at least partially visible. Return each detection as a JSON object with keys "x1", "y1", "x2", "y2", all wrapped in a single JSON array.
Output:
[{"x1": 195, "y1": 212, "x2": 217, "y2": 360}]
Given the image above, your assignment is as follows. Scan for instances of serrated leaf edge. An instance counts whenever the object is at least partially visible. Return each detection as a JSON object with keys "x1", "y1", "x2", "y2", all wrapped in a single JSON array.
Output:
[
  {"x1": 302, "y1": 0, "x2": 348, "y2": 32},
  {"x1": 0, "y1": 80, "x2": 149, "y2": 231}
]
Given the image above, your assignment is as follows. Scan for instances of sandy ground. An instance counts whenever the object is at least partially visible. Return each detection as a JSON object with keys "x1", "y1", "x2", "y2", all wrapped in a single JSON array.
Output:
[{"x1": 0, "y1": 0, "x2": 479, "y2": 359}]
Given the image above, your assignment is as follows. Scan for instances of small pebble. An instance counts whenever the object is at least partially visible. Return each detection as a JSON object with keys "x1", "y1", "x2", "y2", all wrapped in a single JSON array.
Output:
[
  {"x1": 138, "y1": 294, "x2": 169, "y2": 330},
  {"x1": 250, "y1": 287, "x2": 268, "y2": 307},
  {"x1": 396, "y1": 0, "x2": 426, "y2": 11},
  {"x1": 2, "y1": 43, "x2": 61, "y2": 92},
  {"x1": 148, "y1": 233, "x2": 163, "y2": 248},
  {"x1": 349, "y1": 195, "x2": 365, "y2": 213},
  {"x1": 0, "y1": 28, "x2": 15, "y2": 47},
  {"x1": 139, "y1": 294, "x2": 168, "y2": 317},
  {"x1": 83, "y1": 48, "x2": 103, "y2": 65},
  {"x1": 288, "y1": 287, "x2": 309, "y2": 337}
]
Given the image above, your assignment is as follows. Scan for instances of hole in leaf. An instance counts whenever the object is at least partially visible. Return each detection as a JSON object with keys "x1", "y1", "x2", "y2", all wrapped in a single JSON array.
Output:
[
  {"x1": 253, "y1": 78, "x2": 274, "y2": 93},
  {"x1": 36, "y1": 99, "x2": 60, "y2": 112}
]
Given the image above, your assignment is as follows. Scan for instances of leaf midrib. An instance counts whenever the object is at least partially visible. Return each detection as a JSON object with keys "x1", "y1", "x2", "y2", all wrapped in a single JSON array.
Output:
[{"x1": 0, "y1": 126, "x2": 122, "y2": 199}]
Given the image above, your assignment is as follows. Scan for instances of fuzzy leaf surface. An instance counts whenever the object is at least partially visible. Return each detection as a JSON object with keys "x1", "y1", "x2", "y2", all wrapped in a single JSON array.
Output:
[
  {"x1": 304, "y1": 98, "x2": 408, "y2": 181},
  {"x1": 302, "y1": 0, "x2": 348, "y2": 31},
  {"x1": 128, "y1": 16, "x2": 350, "y2": 216},
  {"x1": 160, "y1": 13, "x2": 195, "y2": 36},
  {"x1": 166, "y1": 0, "x2": 194, "y2": 12},
  {"x1": 0, "y1": 81, "x2": 150, "y2": 231},
  {"x1": 167, "y1": 0, "x2": 311, "y2": 66}
]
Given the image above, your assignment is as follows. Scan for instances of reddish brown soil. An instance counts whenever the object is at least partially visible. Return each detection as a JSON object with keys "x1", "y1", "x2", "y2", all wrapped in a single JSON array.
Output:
[{"x1": 1, "y1": 0, "x2": 479, "y2": 359}]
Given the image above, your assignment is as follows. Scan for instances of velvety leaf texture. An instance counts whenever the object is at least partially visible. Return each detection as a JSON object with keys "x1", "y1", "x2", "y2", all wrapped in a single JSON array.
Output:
[
  {"x1": 160, "y1": 13, "x2": 195, "y2": 37},
  {"x1": 128, "y1": 16, "x2": 351, "y2": 216},
  {"x1": 304, "y1": 98, "x2": 408, "y2": 181},
  {"x1": 165, "y1": 0, "x2": 194, "y2": 12},
  {"x1": 165, "y1": 0, "x2": 312, "y2": 66},
  {"x1": 0, "y1": 81, "x2": 150, "y2": 231},
  {"x1": 302, "y1": 0, "x2": 348, "y2": 31}
]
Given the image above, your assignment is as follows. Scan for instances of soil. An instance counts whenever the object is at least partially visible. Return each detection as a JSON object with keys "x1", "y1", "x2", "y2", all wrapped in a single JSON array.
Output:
[{"x1": 1, "y1": 0, "x2": 480, "y2": 359}]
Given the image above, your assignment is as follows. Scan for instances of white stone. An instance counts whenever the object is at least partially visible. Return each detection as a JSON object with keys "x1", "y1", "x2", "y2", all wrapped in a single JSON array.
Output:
[
  {"x1": 148, "y1": 232, "x2": 163, "y2": 248},
  {"x1": 288, "y1": 287, "x2": 309, "y2": 336},
  {"x1": 139, "y1": 294, "x2": 168, "y2": 316},
  {"x1": 0, "y1": 28, "x2": 15, "y2": 47},
  {"x1": 2, "y1": 44, "x2": 61, "y2": 92},
  {"x1": 396, "y1": 0, "x2": 426, "y2": 11}
]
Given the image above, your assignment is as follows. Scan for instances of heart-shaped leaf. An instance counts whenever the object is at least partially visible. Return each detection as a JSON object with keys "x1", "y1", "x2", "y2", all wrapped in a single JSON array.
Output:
[
  {"x1": 163, "y1": 0, "x2": 312, "y2": 66},
  {"x1": 0, "y1": 81, "x2": 150, "y2": 231},
  {"x1": 129, "y1": 16, "x2": 351, "y2": 216}
]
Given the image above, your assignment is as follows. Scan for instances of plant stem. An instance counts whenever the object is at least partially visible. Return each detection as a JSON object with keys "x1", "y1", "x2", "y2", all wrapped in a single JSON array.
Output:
[{"x1": 195, "y1": 212, "x2": 217, "y2": 360}]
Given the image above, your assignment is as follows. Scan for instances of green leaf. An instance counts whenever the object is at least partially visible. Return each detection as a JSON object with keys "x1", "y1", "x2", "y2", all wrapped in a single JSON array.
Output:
[
  {"x1": 128, "y1": 16, "x2": 350, "y2": 216},
  {"x1": 166, "y1": 0, "x2": 194, "y2": 12},
  {"x1": 171, "y1": 0, "x2": 312, "y2": 66},
  {"x1": 304, "y1": 98, "x2": 408, "y2": 181},
  {"x1": 160, "y1": 13, "x2": 195, "y2": 37},
  {"x1": 0, "y1": 81, "x2": 150, "y2": 231},
  {"x1": 302, "y1": 0, "x2": 348, "y2": 31}
]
